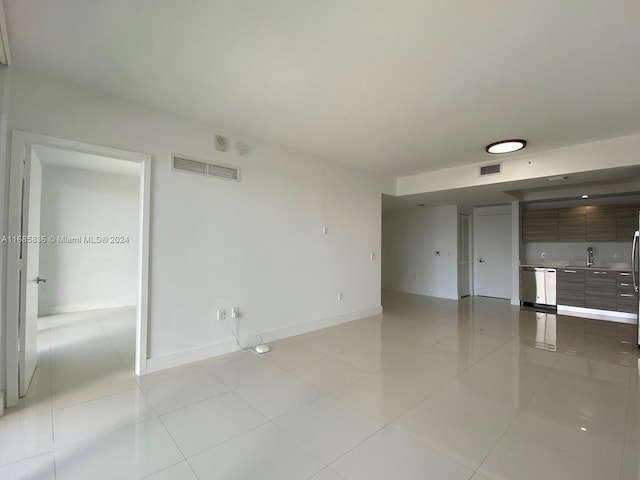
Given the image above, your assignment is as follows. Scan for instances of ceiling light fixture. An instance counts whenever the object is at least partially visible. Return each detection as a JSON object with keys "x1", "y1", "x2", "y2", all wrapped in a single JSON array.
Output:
[
  {"x1": 547, "y1": 175, "x2": 569, "y2": 182},
  {"x1": 485, "y1": 139, "x2": 527, "y2": 154},
  {"x1": 581, "y1": 194, "x2": 589, "y2": 199}
]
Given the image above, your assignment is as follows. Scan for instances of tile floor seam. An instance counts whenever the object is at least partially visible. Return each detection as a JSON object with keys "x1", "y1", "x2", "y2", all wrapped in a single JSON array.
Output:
[
  {"x1": 471, "y1": 345, "x2": 564, "y2": 477},
  {"x1": 95, "y1": 314, "x2": 134, "y2": 376},
  {"x1": 617, "y1": 371, "x2": 634, "y2": 480},
  {"x1": 265, "y1": 419, "x2": 332, "y2": 472},
  {"x1": 50, "y1": 384, "x2": 142, "y2": 413}
]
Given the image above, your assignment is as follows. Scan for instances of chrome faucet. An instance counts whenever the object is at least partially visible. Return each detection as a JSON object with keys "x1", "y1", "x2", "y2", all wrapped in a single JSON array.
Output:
[{"x1": 586, "y1": 246, "x2": 594, "y2": 267}]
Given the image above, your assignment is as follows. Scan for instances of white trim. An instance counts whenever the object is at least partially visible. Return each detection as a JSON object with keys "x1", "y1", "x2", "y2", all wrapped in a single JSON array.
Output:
[
  {"x1": 557, "y1": 305, "x2": 637, "y2": 324},
  {"x1": 38, "y1": 299, "x2": 136, "y2": 317},
  {"x1": 145, "y1": 340, "x2": 238, "y2": 374},
  {"x1": 0, "y1": 1, "x2": 10, "y2": 66},
  {"x1": 144, "y1": 306, "x2": 383, "y2": 375},
  {"x1": 5, "y1": 131, "x2": 151, "y2": 408}
]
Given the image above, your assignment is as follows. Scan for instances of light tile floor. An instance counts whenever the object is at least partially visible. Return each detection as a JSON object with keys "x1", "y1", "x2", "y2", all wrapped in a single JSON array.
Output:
[{"x1": 1, "y1": 292, "x2": 639, "y2": 479}]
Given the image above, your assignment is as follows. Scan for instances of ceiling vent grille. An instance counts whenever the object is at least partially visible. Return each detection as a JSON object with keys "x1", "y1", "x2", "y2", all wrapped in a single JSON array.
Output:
[
  {"x1": 172, "y1": 154, "x2": 241, "y2": 182},
  {"x1": 480, "y1": 163, "x2": 501, "y2": 176}
]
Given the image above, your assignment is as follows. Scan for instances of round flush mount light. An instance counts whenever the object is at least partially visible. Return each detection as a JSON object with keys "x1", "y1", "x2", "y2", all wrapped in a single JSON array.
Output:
[{"x1": 486, "y1": 139, "x2": 527, "y2": 154}]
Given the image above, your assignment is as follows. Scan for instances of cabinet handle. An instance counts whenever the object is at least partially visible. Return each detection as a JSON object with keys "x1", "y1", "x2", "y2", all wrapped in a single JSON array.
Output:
[
  {"x1": 620, "y1": 272, "x2": 631, "y2": 276},
  {"x1": 563, "y1": 270, "x2": 577, "y2": 273},
  {"x1": 593, "y1": 271, "x2": 607, "y2": 275},
  {"x1": 620, "y1": 283, "x2": 630, "y2": 286},
  {"x1": 620, "y1": 293, "x2": 635, "y2": 297}
]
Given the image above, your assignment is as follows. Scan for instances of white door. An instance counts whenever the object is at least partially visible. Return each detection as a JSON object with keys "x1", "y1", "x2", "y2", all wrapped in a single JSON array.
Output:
[
  {"x1": 19, "y1": 146, "x2": 42, "y2": 396},
  {"x1": 458, "y1": 214, "x2": 471, "y2": 297},
  {"x1": 474, "y1": 213, "x2": 511, "y2": 298}
]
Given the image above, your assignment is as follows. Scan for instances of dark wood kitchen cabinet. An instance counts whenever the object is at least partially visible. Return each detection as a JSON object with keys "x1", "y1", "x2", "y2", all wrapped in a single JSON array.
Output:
[
  {"x1": 522, "y1": 209, "x2": 558, "y2": 242},
  {"x1": 616, "y1": 271, "x2": 638, "y2": 314},
  {"x1": 558, "y1": 207, "x2": 586, "y2": 242},
  {"x1": 585, "y1": 269, "x2": 617, "y2": 311},
  {"x1": 556, "y1": 268, "x2": 585, "y2": 307},
  {"x1": 585, "y1": 205, "x2": 617, "y2": 242},
  {"x1": 616, "y1": 205, "x2": 640, "y2": 242}
]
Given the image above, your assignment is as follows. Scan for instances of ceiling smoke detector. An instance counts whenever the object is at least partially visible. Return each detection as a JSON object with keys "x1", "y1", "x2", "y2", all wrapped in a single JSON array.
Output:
[{"x1": 486, "y1": 139, "x2": 527, "y2": 154}]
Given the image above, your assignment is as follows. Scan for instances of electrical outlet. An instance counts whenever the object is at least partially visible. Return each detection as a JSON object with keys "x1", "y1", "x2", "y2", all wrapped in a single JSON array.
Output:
[
  {"x1": 370, "y1": 252, "x2": 376, "y2": 260},
  {"x1": 541, "y1": 252, "x2": 546, "y2": 259},
  {"x1": 217, "y1": 309, "x2": 226, "y2": 321},
  {"x1": 231, "y1": 307, "x2": 240, "y2": 318},
  {"x1": 338, "y1": 292, "x2": 343, "y2": 301},
  {"x1": 322, "y1": 227, "x2": 328, "y2": 236},
  {"x1": 614, "y1": 253, "x2": 619, "y2": 260}
]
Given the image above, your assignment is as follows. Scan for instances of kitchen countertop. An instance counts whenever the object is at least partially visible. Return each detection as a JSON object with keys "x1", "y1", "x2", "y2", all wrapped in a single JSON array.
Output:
[{"x1": 520, "y1": 263, "x2": 632, "y2": 272}]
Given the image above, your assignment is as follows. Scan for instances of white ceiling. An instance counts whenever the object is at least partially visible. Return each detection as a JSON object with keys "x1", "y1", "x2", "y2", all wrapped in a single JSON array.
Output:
[
  {"x1": 6, "y1": 1, "x2": 640, "y2": 176},
  {"x1": 33, "y1": 144, "x2": 141, "y2": 177}
]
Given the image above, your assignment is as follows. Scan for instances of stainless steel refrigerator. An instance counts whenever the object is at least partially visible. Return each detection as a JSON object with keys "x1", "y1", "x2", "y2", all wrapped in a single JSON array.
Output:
[{"x1": 632, "y1": 229, "x2": 640, "y2": 348}]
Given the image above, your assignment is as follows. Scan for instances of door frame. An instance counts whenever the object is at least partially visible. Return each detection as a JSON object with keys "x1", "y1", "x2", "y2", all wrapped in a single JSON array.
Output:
[{"x1": 5, "y1": 131, "x2": 152, "y2": 407}]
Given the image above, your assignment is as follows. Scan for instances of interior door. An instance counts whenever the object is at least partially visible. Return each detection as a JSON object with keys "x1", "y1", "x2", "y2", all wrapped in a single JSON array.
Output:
[
  {"x1": 474, "y1": 213, "x2": 512, "y2": 298},
  {"x1": 19, "y1": 146, "x2": 42, "y2": 396}
]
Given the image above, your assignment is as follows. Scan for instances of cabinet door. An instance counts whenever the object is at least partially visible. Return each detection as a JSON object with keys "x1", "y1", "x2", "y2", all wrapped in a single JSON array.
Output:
[
  {"x1": 523, "y1": 209, "x2": 558, "y2": 242},
  {"x1": 616, "y1": 205, "x2": 640, "y2": 242},
  {"x1": 585, "y1": 270, "x2": 617, "y2": 310},
  {"x1": 617, "y1": 271, "x2": 638, "y2": 313},
  {"x1": 586, "y1": 205, "x2": 617, "y2": 241},
  {"x1": 558, "y1": 207, "x2": 586, "y2": 242},
  {"x1": 556, "y1": 268, "x2": 585, "y2": 307}
]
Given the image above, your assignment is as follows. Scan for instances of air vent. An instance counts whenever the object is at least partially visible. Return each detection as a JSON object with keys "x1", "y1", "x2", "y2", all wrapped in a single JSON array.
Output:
[
  {"x1": 172, "y1": 154, "x2": 241, "y2": 182},
  {"x1": 480, "y1": 163, "x2": 501, "y2": 176},
  {"x1": 208, "y1": 163, "x2": 239, "y2": 180}
]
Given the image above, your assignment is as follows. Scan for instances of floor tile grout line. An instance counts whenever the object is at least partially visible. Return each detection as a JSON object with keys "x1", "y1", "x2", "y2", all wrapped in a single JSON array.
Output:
[
  {"x1": 469, "y1": 346, "x2": 564, "y2": 477},
  {"x1": 618, "y1": 379, "x2": 634, "y2": 480}
]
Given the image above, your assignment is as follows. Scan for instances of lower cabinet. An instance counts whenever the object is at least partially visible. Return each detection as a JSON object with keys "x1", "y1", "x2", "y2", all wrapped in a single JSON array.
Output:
[
  {"x1": 554, "y1": 268, "x2": 637, "y2": 313},
  {"x1": 556, "y1": 269, "x2": 585, "y2": 307},
  {"x1": 585, "y1": 270, "x2": 617, "y2": 311},
  {"x1": 617, "y1": 271, "x2": 637, "y2": 313}
]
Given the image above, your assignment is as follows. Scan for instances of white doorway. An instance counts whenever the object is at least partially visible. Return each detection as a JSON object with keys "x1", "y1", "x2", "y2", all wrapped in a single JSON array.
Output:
[
  {"x1": 473, "y1": 208, "x2": 512, "y2": 299},
  {"x1": 5, "y1": 131, "x2": 151, "y2": 408},
  {"x1": 457, "y1": 214, "x2": 471, "y2": 297}
]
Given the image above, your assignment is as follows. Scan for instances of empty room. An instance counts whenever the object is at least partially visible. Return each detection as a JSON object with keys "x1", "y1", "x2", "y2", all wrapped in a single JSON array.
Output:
[{"x1": 0, "y1": 1, "x2": 639, "y2": 480}]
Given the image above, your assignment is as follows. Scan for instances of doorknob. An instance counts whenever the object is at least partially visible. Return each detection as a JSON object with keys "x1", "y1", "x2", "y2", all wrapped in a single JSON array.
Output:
[
  {"x1": 478, "y1": 258, "x2": 485, "y2": 263},
  {"x1": 35, "y1": 277, "x2": 47, "y2": 284}
]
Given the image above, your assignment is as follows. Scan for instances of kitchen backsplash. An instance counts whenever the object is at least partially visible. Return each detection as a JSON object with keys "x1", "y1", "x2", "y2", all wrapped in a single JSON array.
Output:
[{"x1": 525, "y1": 242, "x2": 631, "y2": 265}]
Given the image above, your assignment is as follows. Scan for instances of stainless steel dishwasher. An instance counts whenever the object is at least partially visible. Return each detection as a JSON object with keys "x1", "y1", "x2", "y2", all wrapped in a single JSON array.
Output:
[{"x1": 522, "y1": 267, "x2": 556, "y2": 306}]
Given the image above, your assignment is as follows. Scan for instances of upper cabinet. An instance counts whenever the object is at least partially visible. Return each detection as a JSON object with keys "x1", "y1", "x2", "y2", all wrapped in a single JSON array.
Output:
[
  {"x1": 616, "y1": 205, "x2": 640, "y2": 242},
  {"x1": 523, "y1": 204, "x2": 639, "y2": 242},
  {"x1": 558, "y1": 207, "x2": 585, "y2": 241},
  {"x1": 522, "y1": 209, "x2": 558, "y2": 242},
  {"x1": 585, "y1": 205, "x2": 617, "y2": 241}
]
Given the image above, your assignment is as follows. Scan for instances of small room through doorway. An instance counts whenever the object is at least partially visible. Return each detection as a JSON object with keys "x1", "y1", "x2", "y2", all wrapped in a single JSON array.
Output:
[{"x1": 5, "y1": 131, "x2": 151, "y2": 408}]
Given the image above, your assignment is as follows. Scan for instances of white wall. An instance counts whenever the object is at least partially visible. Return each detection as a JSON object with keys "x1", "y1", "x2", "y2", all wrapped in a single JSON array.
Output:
[
  {"x1": 38, "y1": 165, "x2": 139, "y2": 314},
  {"x1": 382, "y1": 205, "x2": 459, "y2": 299},
  {"x1": 6, "y1": 68, "x2": 384, "y2": 362}
]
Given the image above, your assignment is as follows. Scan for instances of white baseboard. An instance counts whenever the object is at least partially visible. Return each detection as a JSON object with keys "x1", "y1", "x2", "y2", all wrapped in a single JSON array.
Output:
[
  {"x1": 0, "y1": 391, "x2": 4, "y2": 416},
  {"x1": 143, "y1": 306, "x2": 383, "y2": 375},
  {"x1": 39, "y1": 297, "x2": 136, "y2": 316}
]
